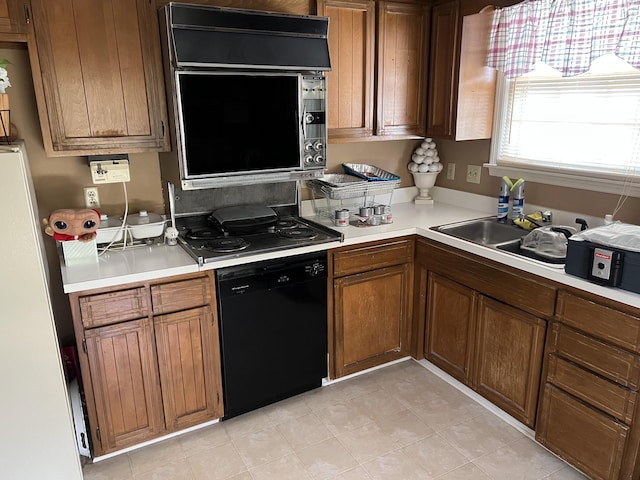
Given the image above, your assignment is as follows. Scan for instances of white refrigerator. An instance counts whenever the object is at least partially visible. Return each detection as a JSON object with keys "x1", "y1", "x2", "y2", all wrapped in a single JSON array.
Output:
[{"x1": 0, "y1": 143, "x2": 83, "y2": 479}]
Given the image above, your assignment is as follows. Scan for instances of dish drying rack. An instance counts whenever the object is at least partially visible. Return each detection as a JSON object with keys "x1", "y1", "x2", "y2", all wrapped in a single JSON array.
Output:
[{"x1": 308, "y1": 165, "x2": 400, "y2": 218}]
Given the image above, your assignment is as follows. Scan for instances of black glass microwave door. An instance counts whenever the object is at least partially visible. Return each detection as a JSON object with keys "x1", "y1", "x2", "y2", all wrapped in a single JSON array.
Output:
[{"x1": 179, "y1": 74, "x2": 301, "y2": 177}]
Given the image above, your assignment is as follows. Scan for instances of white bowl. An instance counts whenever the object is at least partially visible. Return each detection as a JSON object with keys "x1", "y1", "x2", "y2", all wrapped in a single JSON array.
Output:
[
  {"x1": 126, "y1": 211, "x2": 165, "y2": 240},
  {"x1": 95, "y1": 215, "x2": 124, "y2": 244}
]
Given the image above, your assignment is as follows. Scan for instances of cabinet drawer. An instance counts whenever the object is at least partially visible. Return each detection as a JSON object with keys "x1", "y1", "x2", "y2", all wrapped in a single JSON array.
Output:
[
  {"x1": 548, "y1": 323, "x2": 640, "y2": 390},
  {"x1": 333, "y1": 239, "x2": 413, "y2": 277},
  {"x1": 151, "y1": 277, "x2": 211, "y2": 315},
  {"x1": 537, "y1": 384, "x2": 628, "y2": 480},
  {"x1": 79, "y1": 288, "x2": 148, "y2": 328},
  {"x1": 557, "y1": 291, "x2": 640, "y2": 353},
  {"x1": 546, "y1": 354, "x2": 636, "y2": 424}
]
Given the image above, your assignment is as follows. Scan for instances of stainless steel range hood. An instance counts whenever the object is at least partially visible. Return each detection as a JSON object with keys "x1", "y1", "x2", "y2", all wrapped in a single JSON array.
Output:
[{"x1": 162, "y1": 2, "x2": 331, "y2": 71}]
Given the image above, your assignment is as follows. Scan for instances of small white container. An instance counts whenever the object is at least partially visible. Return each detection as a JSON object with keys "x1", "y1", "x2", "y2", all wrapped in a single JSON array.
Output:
[
  {"x1": 95, "y1": 214, "x2": 124, "y2": 245},
  {"x1": 127, "y1": 211, "x2": 165, "y2": 240}
]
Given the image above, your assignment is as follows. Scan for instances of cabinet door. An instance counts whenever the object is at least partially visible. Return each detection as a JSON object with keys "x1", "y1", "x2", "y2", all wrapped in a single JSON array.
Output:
[
  {"x1": 29, "y1": 0, "x2": 169, "y2": 156},
  {"x1": 474, "y1": 296, "x2": 546, "y2": 427},
  {"x1": 425, "y1": 273, "x2": 476, "y2": 385},
  {"x1": 426, "y1": 0, "x2": 459, "y2": 138},
  {"x1": 537, "y1": 384, "x2": 629, "y2": 480},
  {"x1": 318, "y1": 0, "x2": 375, "y2": 139},
  {"x1": 154, "y1": 306, "x2": 224, "y2": 430},
  {"x1": 0, "y1": 0, "x2": 29, "y2": 35},
  {"x1": 376, "y1": 0, "x2": 429, "y2": 137},
  {"x1": 334, "y1": 263, "x2": 411, "y2": 377},
  {"x1": 84, "y1": 318, "x2": 164, "y2": 454}
]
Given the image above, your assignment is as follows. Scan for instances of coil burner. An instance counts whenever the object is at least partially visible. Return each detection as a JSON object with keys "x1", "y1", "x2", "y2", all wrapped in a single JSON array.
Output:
[
  {"x1": 278, "y1": 228, "x2": 319, "y2": 240},
  {"x1": 203, "y1": 237, "x2": 250, "y2": 253}
]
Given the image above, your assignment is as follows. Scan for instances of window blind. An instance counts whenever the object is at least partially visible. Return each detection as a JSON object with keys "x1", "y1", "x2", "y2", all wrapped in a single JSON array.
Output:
[{"x1": 495, "y1": 68, "x2": 640, "y2": 178}]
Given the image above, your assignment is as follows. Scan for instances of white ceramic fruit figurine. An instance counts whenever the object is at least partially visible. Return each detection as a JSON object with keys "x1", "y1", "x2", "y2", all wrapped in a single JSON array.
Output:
[{"x1": 407, "y1": 138, "x2": 442, "y2": 204}]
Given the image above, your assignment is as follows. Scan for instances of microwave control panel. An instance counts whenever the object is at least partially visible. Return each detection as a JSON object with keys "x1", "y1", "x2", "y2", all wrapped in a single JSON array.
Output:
[{"x1": 302, "y1": 76, "x2": 327, "y2": 169}]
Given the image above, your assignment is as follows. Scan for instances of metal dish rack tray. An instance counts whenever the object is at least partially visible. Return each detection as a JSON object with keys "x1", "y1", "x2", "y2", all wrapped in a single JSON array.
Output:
[{"x1": 308, "y1": 177, "x2": 400, "y2": 218}]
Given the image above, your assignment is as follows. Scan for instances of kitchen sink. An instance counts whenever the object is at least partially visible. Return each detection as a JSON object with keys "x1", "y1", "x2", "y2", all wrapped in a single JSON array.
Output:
[
  {"x1": 432, "y1": 217, "x2": 525, "y2": 246},
  {"x1": 495, "y1": 239, "x2": 565, "y2": 265},
  {"x1": 432, "y1": 217, "x2": 566, "y2": 266}
]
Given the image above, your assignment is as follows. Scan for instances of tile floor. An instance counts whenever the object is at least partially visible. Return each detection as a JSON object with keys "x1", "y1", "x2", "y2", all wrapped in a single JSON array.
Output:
[{"x1": 82, "y1": 360, "x2": 587, "y2": 480}]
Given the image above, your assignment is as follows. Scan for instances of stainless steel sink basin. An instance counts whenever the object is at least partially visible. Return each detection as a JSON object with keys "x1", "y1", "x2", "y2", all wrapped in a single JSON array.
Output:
[
  {"x1": 433, "y1": 217, "x2": 525, "y2": 246},
  {"x1": 432, "y1": 217, "x2": 566, "y2": 266}
]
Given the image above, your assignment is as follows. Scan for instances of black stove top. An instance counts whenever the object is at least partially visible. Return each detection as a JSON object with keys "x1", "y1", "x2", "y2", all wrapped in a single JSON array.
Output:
[{"x1": 175, "y1": 212, "x2": 342, "y2": 264}]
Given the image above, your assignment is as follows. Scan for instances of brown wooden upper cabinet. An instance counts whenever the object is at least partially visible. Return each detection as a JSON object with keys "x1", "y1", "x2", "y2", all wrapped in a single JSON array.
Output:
[
  {"x1": 426, "y1": 0, "x2": 513, "y2": 140},
  {"x1": 318, "y1": 0, "x2": 429, "y2": 141},
  {"x1": 28, "y1": 0, "x2": 169, "y2": 156},
  {"x1": 0, "y1": 0, "x2": 30, "y2": 37}
]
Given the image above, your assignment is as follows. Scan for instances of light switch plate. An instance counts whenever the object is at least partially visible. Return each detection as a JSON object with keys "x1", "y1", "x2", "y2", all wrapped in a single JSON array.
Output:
[{"x1": 446, "y1": 163, "x2": 455, "y2": 180}]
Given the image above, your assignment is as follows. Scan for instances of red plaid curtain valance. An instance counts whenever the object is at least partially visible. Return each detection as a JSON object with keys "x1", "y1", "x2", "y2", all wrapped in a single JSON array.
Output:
[{"x1": 487, "y1": 0, "x2": 640, "y2": 78}]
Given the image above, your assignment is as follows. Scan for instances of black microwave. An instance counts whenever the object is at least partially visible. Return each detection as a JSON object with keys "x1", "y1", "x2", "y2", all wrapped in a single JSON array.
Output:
[{"x1": 173, "y1": 71, "x2": 327, "y2": 189}]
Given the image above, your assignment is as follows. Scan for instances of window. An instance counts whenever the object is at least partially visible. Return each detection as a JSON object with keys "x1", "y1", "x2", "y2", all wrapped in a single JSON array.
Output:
[{"x1": 489, "y1": 55, "x2": 640, "y2": 195}]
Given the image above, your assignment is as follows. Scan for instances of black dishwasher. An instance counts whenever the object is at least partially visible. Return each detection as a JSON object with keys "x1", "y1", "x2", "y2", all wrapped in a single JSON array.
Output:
[{"x1": 216, "y1": 252, "x2": 328, "y2": 419}]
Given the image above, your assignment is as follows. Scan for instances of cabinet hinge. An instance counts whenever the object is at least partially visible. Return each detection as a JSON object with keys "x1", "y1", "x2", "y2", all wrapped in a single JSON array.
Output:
[
  {"x1": 211, "y1": 312, "x2": 215, "y2": 325},
  {"x1": 82, "y1": 338, "x2": 87, "y2": 353},
  {"x1": 161, "y1": 120, "x2": 165, "y2": 137},
  {"x1": 23, "y1": 4, "x2": 30, "y2": 24},
  {"x1": 96, "y1": 427, "x2": 101, "y2": 442}
]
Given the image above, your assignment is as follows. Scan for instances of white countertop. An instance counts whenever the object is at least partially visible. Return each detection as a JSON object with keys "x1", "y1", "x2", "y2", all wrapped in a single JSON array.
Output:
[{"x1": 60, "y1": 188, "x2": 640, "y2": 310}]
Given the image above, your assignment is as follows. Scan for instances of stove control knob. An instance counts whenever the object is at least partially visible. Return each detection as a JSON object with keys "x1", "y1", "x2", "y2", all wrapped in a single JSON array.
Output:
[
  {"x1": 313, "y1": 154, "x2": 324, "y2": 164},
  {"x1": 313, "y1": 141, "x2": 324, "y2": 151},
  {"x1": 305, "y1": 112, "x2": 315, "y2": 124},
  {"x1": 304, "y1": 141, "x2": 314, "y2": 151},
  {"x1": 304, "y1": 155, "x2": 314, "y2": 164}
]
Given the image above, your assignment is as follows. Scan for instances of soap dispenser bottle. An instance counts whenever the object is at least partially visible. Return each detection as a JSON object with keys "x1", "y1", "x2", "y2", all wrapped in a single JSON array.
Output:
[
  {"x1": 497, "y1": 176, "x2": 512, "y2": 223},
  {"x1": 511, "y1": 178, "x2": 525, "y2": 223}
]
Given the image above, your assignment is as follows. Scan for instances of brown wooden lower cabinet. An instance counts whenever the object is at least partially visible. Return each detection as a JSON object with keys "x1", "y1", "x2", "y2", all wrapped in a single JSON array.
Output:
[
  {"x1": 423, "y1": 271, "x2": 546, "y2": 428},
  {"x1": 425, "y1": 272, "x2": 476, "y2": 385},
  {"x1": 70, "y1": 271, "x2": 223, "y2": 456},
  {"x1": 155, "y1": 306, "x2": 223, "y2": 431},
  {"x1": 331, "y1": 238, "x2": 414, "y2": 378},
  {"x1": 536, "y1": 290, "x2": 640, "y2": 480},
  {"x1": 417, "y1": 239, "x2": 553, "y2": 428},
  {"x1": 537, "y1": 384, "x2": 629, "y2": 480},
  {"x1": 474, "y1": 296, "x2": 546, "y2": 427},
  {"x1": 84, "y1": 317, "x2": 164, "y2": 453}
]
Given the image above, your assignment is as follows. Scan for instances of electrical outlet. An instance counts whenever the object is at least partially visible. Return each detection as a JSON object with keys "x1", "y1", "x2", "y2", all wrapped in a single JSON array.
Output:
[
  {"x1": 446, "y1": 163, "x2": 456, "y2": 180},
  {"x1": 83, "y1": 187, "x2": 100, "y2": 208},
  {"x1": 466, "y1": 165, "x2": 482, "y2": 184}
]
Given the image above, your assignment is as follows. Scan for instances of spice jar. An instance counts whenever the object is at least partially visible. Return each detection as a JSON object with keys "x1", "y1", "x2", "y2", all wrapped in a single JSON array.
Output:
[
  {"x1": 334, "y1": 209, "x2": 350, "y2": 227},
  {"x1": 359, "y1": 206, "x2": 372, "y2": 220},
  {"x1": 381, "y1": 205, "x2": 393, "y2": 224}
]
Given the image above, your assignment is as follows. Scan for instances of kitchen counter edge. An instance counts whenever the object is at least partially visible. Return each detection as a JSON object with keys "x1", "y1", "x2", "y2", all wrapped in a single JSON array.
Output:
[{"x1": 60, "y1": 201, "x2": 640, "y2": 310}]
